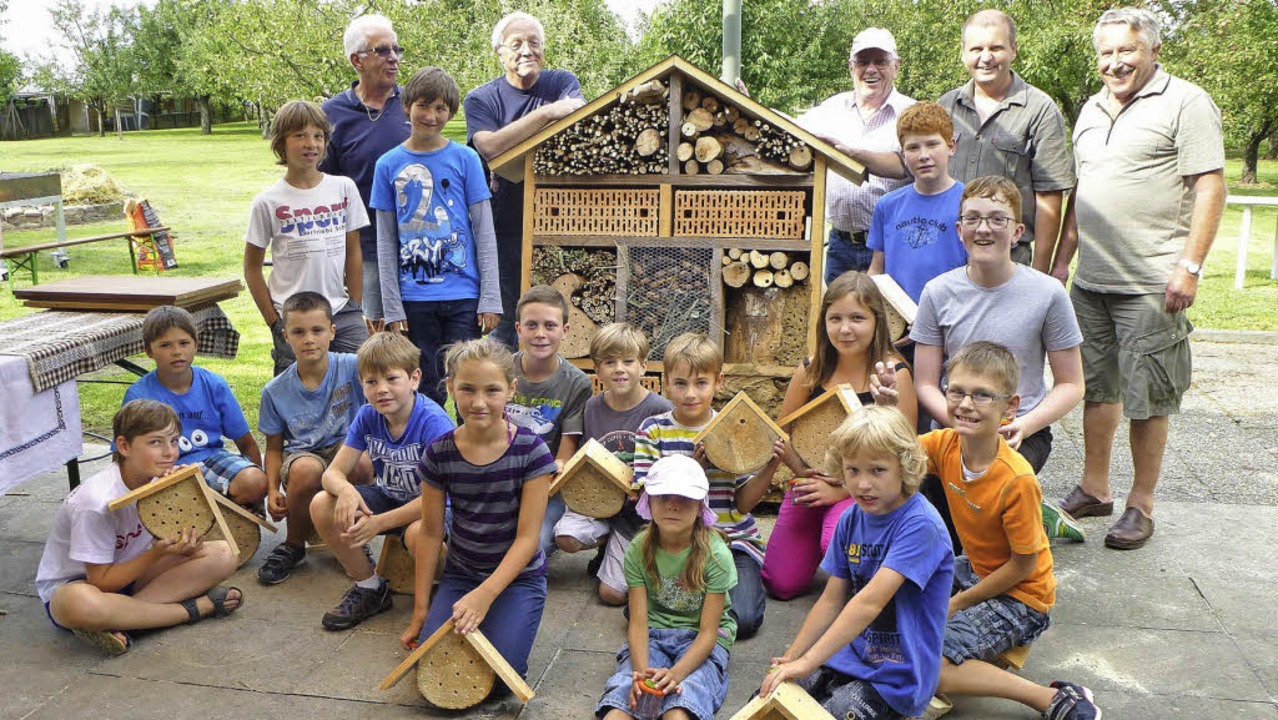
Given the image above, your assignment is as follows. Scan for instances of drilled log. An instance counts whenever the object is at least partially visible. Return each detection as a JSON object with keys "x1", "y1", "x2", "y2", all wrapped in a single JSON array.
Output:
[
  {"x1": 695, "y1": 136, "x2": 723, "y2": 163},
  {"x1": 635, "y1": 128, "x2": 662, "y2": 157},
  {"x1": 753, "y1": 269, "x2": 774, "y2": 288},
  {"x1": 682, "y1": 89, "x2": 702, "y2": 112},
  {"x1": 749, "y1": 250, "x2": 769, "y2": 269},
  {"x1": 788, "y1": 145, "x2": 813, "y2": 170},
  {"x1": 681, "y1": 121, "x2": 699, "y2": 139},
  {"x1": 790, "y1": 261, "x2": 810, "y2": 282},
  {"x1": 723, "y1": 261, "x2": 751, "y2": 288},
  {"x1": 676, "y1": 142, "x2": 694, "y2": 162},
  {"x1": 686, "y1": 108, "x2": 714, "y2": 133},
  {"x1": 701, "y1": 95, "x2": 721, "y2": 113},
  {"x1": 769, "y1": 251, "x2": 789, "y2": 270},
  {"x1": 773, "y1": 269, "x2": 794, "y2": 288}
]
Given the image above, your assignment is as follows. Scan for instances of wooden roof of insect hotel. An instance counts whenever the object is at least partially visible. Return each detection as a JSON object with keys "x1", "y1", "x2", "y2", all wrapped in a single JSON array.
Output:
[
  {"x1": 776, "y1": 383, "x2": 865, "y2": 469},
  {"x1": 488, "y1": 55, "x2": 866, "y2": 186},
  {"x1": 107, "y1": 465, "x2": 242, "y2": 558},
  {"x1": 693, "y1": 391, "x2": 789, "y2": 475},
  {"x1": 728, "y1": 680, "x2": 835, "y2": 720},
  {"x1": 549, "y1": 438, "x2": 635, "y2": 518},
  {"x1": 379, "y1": 619, "x2": 534, "y2": 709}
]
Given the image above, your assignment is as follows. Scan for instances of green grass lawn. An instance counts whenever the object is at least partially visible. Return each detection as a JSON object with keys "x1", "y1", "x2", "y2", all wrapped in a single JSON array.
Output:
[{"x1": 3, "y1": 121, "x2": 1277, "y2": 436}]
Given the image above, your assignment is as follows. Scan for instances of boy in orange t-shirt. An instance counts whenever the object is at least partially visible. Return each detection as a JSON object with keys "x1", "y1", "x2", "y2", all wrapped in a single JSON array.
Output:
[{"x1": 919, "y1": 341, "x2": 1101, "y2": 719}]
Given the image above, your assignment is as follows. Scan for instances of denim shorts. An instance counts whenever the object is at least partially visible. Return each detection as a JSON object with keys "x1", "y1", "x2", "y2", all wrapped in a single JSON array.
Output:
[
  {"x1": 355, "y1": 483, "x2": 415, "y2": 536},
  {"x1": 596, "y1": 628, "x2": 730, "y2": 720},
  {"x1": 795, "y1": 665, "x2": 902, "y2": 720},
  {"x1": 200, "y1": 449, "x2": 258, "y2": 495},
  {"x1": 942, "y1": 557, "x2": 1050, "y2": 665}
]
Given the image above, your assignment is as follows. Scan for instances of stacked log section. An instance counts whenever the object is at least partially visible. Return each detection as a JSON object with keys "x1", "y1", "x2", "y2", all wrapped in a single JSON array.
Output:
[
  {"x1": 722, "y1": 248, "x2": 810, "y2": 290},
  {"x1": 678, "y1": 89, "x2": 811, "y2": 175},
  {"x1": 530, "y1": 246, "x2": 617, "y2": 325},
  {"x1": 534, "y1": 81, "x2": 669, "y2": 176}
]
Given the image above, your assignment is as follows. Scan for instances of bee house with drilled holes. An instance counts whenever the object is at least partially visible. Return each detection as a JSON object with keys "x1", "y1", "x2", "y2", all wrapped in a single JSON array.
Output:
[
  {"x1": 727, "y1": 680, "x2": 835, "y2": 720},
  {"x1": 777, "y1": 384, "x2": 865, "y2": 470},
  {"x1": 693, "y1": 391, "x2": 789, "y2": 475},
  {"x1": 489, "y1": 55, "x2": 865, "y2": 417},
  {"x1": 106, "y1": 465, "x2": 241, "y2": 558},
  {"x1": 549, "y1": 438, "x2": 635, "y2": 518},
  {"x1": 379, "y1": 619, "x2": 535, "y2": 709}
]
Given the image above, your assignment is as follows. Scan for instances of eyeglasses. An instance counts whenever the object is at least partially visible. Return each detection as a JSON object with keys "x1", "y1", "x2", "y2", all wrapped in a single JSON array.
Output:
[
  {"x1": 944, "y1": 387, "x2": 1012, "y2": 406},
  {"x1": 852, "y1": 57, "x2": 893, "y2": 69},
  {"x1": 959, "y1": 214, "x2": 1014, "y2": 229},
  {"x1": 357, "y1": 45, "x2": 404, "y2": 59},
  {"x1": 500, "y1": 38, "x2": 542, "y2": 53}
]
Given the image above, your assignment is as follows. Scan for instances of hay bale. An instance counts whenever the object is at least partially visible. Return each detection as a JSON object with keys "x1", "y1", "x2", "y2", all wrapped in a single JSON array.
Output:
[{"x1": 60, "y1": 164, "x2": 131, "y2": 205}]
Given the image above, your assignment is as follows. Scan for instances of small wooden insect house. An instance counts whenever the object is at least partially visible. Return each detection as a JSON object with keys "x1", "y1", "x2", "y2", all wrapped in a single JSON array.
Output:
[
  {"x1": 777, "y1": 384, "x2": 865, "y2": 469},
  {"x1": 379, "y1": 619, "x2": 534, "y2": 709},
  {"x1": 203, "y1": 491, "x2": 277, "y2": 567},
  {"x1": 870, "y1": 274, "x2": 918, "y2": 343},
  {"x1": 376, "y1": 536, "x2": 417, "y2": 595},
  {"x1": 693, "y1": 391, "x2": 789, "y2": 474},
  {"x1": 488, "y1": 55, "x2": 865, "y2": 402},
  {"x1": 728, "y1": 681, "x2": 835, "y2": 720},
  {"x1": 550, "y1": 438, "x2": 635, "y2": 518},
  {"x1": 107, "y1": 465, "x2": 240, "y2": 558}
]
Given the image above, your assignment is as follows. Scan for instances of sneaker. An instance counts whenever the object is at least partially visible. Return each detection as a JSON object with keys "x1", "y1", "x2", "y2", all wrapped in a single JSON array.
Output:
[
  {"x1": 907, "y1": 694, "x2": 952, "y2": 720},
  {"x1": 1046, "y1": 681, "x2": 1102, "y2": 720},
  {"x1": 1042, "y1": 500, "x2": 1086, "y2": 543},
  {"x1": 257, "y1": 543, "x2": 306, "y2": 585},
  {"x1": 321, "y1": 580, "x2": 392, "y2": 631}
]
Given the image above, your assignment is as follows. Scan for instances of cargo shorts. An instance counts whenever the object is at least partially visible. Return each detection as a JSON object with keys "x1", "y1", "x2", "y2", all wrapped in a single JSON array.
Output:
[{"x1": 1070, "y1": 285, "x2": 1193, "y2": 420}]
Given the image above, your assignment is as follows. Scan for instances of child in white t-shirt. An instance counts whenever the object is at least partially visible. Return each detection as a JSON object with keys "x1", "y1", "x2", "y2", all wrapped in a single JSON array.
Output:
[
  {"x1": 35, "y1": 400, "x2": 243, "y2": 656},
  {"x1": 244, "y1": 99, "x2": 371, "y2": 376}
]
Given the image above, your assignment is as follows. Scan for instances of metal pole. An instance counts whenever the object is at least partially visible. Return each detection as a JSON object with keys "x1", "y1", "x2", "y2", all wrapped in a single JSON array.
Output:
[{"x1": 722, "y1": 0, "x2": 742, "y2": 85}]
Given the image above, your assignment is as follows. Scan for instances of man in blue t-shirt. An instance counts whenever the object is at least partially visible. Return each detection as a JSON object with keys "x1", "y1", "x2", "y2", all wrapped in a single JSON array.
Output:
[
  {"x1": 463, "y1": 11, "x2": 585, "y2": 349},
  {"x1": 320, "y1": 14, "x2": 411, "y2": 322},
  {"x1": 868, "y1": 102, "x2": 968, "y2": 303}
]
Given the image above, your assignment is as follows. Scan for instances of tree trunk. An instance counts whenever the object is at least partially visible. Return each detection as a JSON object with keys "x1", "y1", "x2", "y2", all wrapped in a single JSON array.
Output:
[
  {"x1": 198, "y1": 95, "x2": 212, "y2": 135},
  {"x1": 1243, "y1": 129, "x2": 1269, "y2": 185},
  {"x1": 115, "y1": 107, "x2": 124, "y2": 141},
  {"x1": 96, "y1": 107, "x2": 105, "y2": 137},
  {"x1": 1267, "y1": 131, "x2": 1278, "y2": 161}
]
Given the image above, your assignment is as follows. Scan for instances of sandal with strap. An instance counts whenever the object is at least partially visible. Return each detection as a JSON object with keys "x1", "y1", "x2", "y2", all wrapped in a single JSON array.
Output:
[
  {"x1": 179, "y1": 586, "x2": 244, "y2": 625},
  {"x1": 71, "y1": 627, "x2": 133, "y2": 656}
]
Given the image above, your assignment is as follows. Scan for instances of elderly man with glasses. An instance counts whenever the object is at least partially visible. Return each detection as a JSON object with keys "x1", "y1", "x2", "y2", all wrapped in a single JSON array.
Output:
[
  {"x1": 319, "y1": 14, "x2": 410, "y2": 328},
  {"x1": 463, "y1": 11, "x2": 585, "y2": 350},
  {"x1": 796, "y1": 28, "x2": 915, "y2": 283}
]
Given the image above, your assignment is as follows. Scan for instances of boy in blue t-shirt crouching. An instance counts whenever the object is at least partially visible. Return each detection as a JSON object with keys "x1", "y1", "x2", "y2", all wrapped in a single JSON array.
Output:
[
  {"x1": 124, "y1": 306, "x2": 268, "y2": 510},
  {"x1": 310, "y1": 331, "x2": 453, "y2": 631}
]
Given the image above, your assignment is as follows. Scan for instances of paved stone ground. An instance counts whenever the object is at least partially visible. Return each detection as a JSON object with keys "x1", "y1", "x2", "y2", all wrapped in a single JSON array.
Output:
[{"x1": 2, "y1": 337, "x2": 1276, "y2": 720}]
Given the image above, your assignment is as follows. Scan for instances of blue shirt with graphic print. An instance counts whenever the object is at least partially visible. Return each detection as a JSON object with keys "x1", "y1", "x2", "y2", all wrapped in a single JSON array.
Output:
[
  {"x1": 124, "y1": 366, "x2": 251, "y2": 465},
  {"x1": 867, "y1": 181, "x2": 967, "y2": 302},
  {"x1": 368, "y1": 141, "x2": 491, "y2": 303},
  {"x1": 343, "y1": 393, "x2": 454, "y2": 503},
  {"x1": 820, "y1": 492, "x2": 954, "y2": 718}
]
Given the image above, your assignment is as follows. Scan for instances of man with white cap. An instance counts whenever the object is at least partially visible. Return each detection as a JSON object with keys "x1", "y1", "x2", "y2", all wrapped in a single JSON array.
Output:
[{"x1": 798, "y1": 28, "x2": 916, "y2": 283}]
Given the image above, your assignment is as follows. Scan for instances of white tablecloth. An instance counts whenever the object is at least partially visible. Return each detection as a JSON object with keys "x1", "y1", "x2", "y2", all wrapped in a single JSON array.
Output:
[{"x1": 0, "y1": 353, "x2": 81, "y2": 493}]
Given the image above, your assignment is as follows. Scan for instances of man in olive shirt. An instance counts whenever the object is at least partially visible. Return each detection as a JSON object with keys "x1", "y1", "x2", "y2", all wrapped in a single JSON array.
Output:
[
  {"x1": 1052, "y1": 8, "x2": 1225, "y2": 550},
  {"x1": 939, "y1": 9, "x2": 1074, "y2": 271}
]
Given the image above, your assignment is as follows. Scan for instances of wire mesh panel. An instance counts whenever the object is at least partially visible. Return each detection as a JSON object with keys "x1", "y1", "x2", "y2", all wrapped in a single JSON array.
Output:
[
  {"x1": 624, "y1": 245, "x2": 715, "y2": 360},
  {"x1": 534, "y1": 189, "x2": 660, "y2": 236},
  {"x1": 673, "y1": 190, "x2": 806, "y2": 238}
]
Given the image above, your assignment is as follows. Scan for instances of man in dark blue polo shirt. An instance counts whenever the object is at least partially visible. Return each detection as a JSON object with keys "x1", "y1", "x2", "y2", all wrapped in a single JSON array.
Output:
[
  {"x1": 320, "y1": 14, "x2": 410, "y2": 326},
  {"x1": 464, "y1": 11, "x2": 584, "y2": 350}
]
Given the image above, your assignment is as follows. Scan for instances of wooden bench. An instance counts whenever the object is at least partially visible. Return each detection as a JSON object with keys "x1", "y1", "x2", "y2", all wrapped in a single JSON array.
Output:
[{"x1": 1, "y1": 226, "x2": 170, "y2": 287}]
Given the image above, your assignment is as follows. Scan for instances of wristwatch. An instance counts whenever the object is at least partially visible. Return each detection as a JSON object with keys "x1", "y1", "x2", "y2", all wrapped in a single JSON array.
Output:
[{"x1": 1177, "y1": 258, "x2": 1203, "y2": 277}]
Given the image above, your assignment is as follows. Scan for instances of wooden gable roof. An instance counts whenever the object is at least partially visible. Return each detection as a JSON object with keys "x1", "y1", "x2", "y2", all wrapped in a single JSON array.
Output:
[{"x1": 488, "y1": 55, "x2": 865, "y2": 185}]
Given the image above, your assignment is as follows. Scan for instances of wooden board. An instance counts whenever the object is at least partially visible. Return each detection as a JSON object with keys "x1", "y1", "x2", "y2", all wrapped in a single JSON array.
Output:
[
  {"x1": 869, "y1": 274, "x2": 918, "y2": 343},
  {"x1": 778, "y1": 385, "x2": 863, "y2": 470},
  {"x1": 108, "y1": 467, "x2": 231, "y2": 549},
  {"x1": 727, "y1": 681, "x2": 835, "y2": 720},
  {"x1": 204, "y1": 491, "x2": 276, "y2": 566},
  {"x1": 14, "y1": 275, "x2": 242, "y2": 311}
]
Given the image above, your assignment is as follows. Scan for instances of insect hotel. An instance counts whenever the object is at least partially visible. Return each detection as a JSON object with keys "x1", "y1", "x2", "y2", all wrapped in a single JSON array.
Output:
[
  {"x1": 489, "y1": 55, "x2": 865, "y2": 412},
  {"x1": 550, "y1": 438, "x2": 636, "y2": 518},
  {"x1": 694, "y1": 391, "x2": 789, "y2": 475},
  {"x1": 380, "y1": 619, "x2": 534, "y2": 709},
  {"x1": 777, "y1": 384, "x2": 865, "y2": 470},
  {"x1": 728, "y1": 680, "x2": 835, "y2": 720}
]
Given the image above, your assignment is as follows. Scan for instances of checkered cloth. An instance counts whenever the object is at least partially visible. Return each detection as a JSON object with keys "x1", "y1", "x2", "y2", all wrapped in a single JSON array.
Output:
[{"x1": 0, "y1": 304, "x2": 240, "y2": 392}]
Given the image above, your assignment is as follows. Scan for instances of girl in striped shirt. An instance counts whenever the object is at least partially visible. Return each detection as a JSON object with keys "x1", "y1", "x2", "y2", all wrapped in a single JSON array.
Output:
[{"x1": 399, "y1": 339, "x2": 557, "y2": 683}]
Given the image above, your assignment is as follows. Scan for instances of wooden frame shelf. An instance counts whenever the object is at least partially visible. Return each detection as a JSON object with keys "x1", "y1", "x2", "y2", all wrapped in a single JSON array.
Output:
[
  {"x1": 534, "y1": 174, "x2": 813, "y2": 189},
  {"x1": 533, "y1": 235, "x2": 813, "y2": 252}
]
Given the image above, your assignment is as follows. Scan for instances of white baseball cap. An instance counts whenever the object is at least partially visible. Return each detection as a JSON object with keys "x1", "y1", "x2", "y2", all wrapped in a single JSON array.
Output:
[
  {"x1": 637, "y1": 455, "x2": 718, "y2": 526},
  {"x1": 850, "y1": 28, "x2": 898, "y2": 60}
]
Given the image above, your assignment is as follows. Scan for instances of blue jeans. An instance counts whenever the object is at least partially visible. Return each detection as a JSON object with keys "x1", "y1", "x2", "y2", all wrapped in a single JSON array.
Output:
[
  {"x1": 539, "y1": 493, "x2": 567, "y2": 557},
  {"x1": 419, "y1": 570, "x2": 547, "y2": 677},
  {"x1": 403, "y1": 298, "x2": 480, "y2": 406},
  {"x1": 825, "y1": 228, "x2": 874, "y2": 284},
  {"x1": 730, "y1": 549, "x2": 766, "y2": 639},
  {"x1": 942, "y1": 557, "x2": 1050, "y2": 665},
  {"x1": 596, "y1": 628, "x2": 730, "y2": 720}
]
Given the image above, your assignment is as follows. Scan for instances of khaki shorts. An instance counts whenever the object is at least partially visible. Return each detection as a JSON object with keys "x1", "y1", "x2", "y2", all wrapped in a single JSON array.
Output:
[
  {"x1": 1070, "y1": 286, "x2": 1193, "y2": 420},
  {"x1": 279, "y1": 441, "x2": 343, "y2": 492}
]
